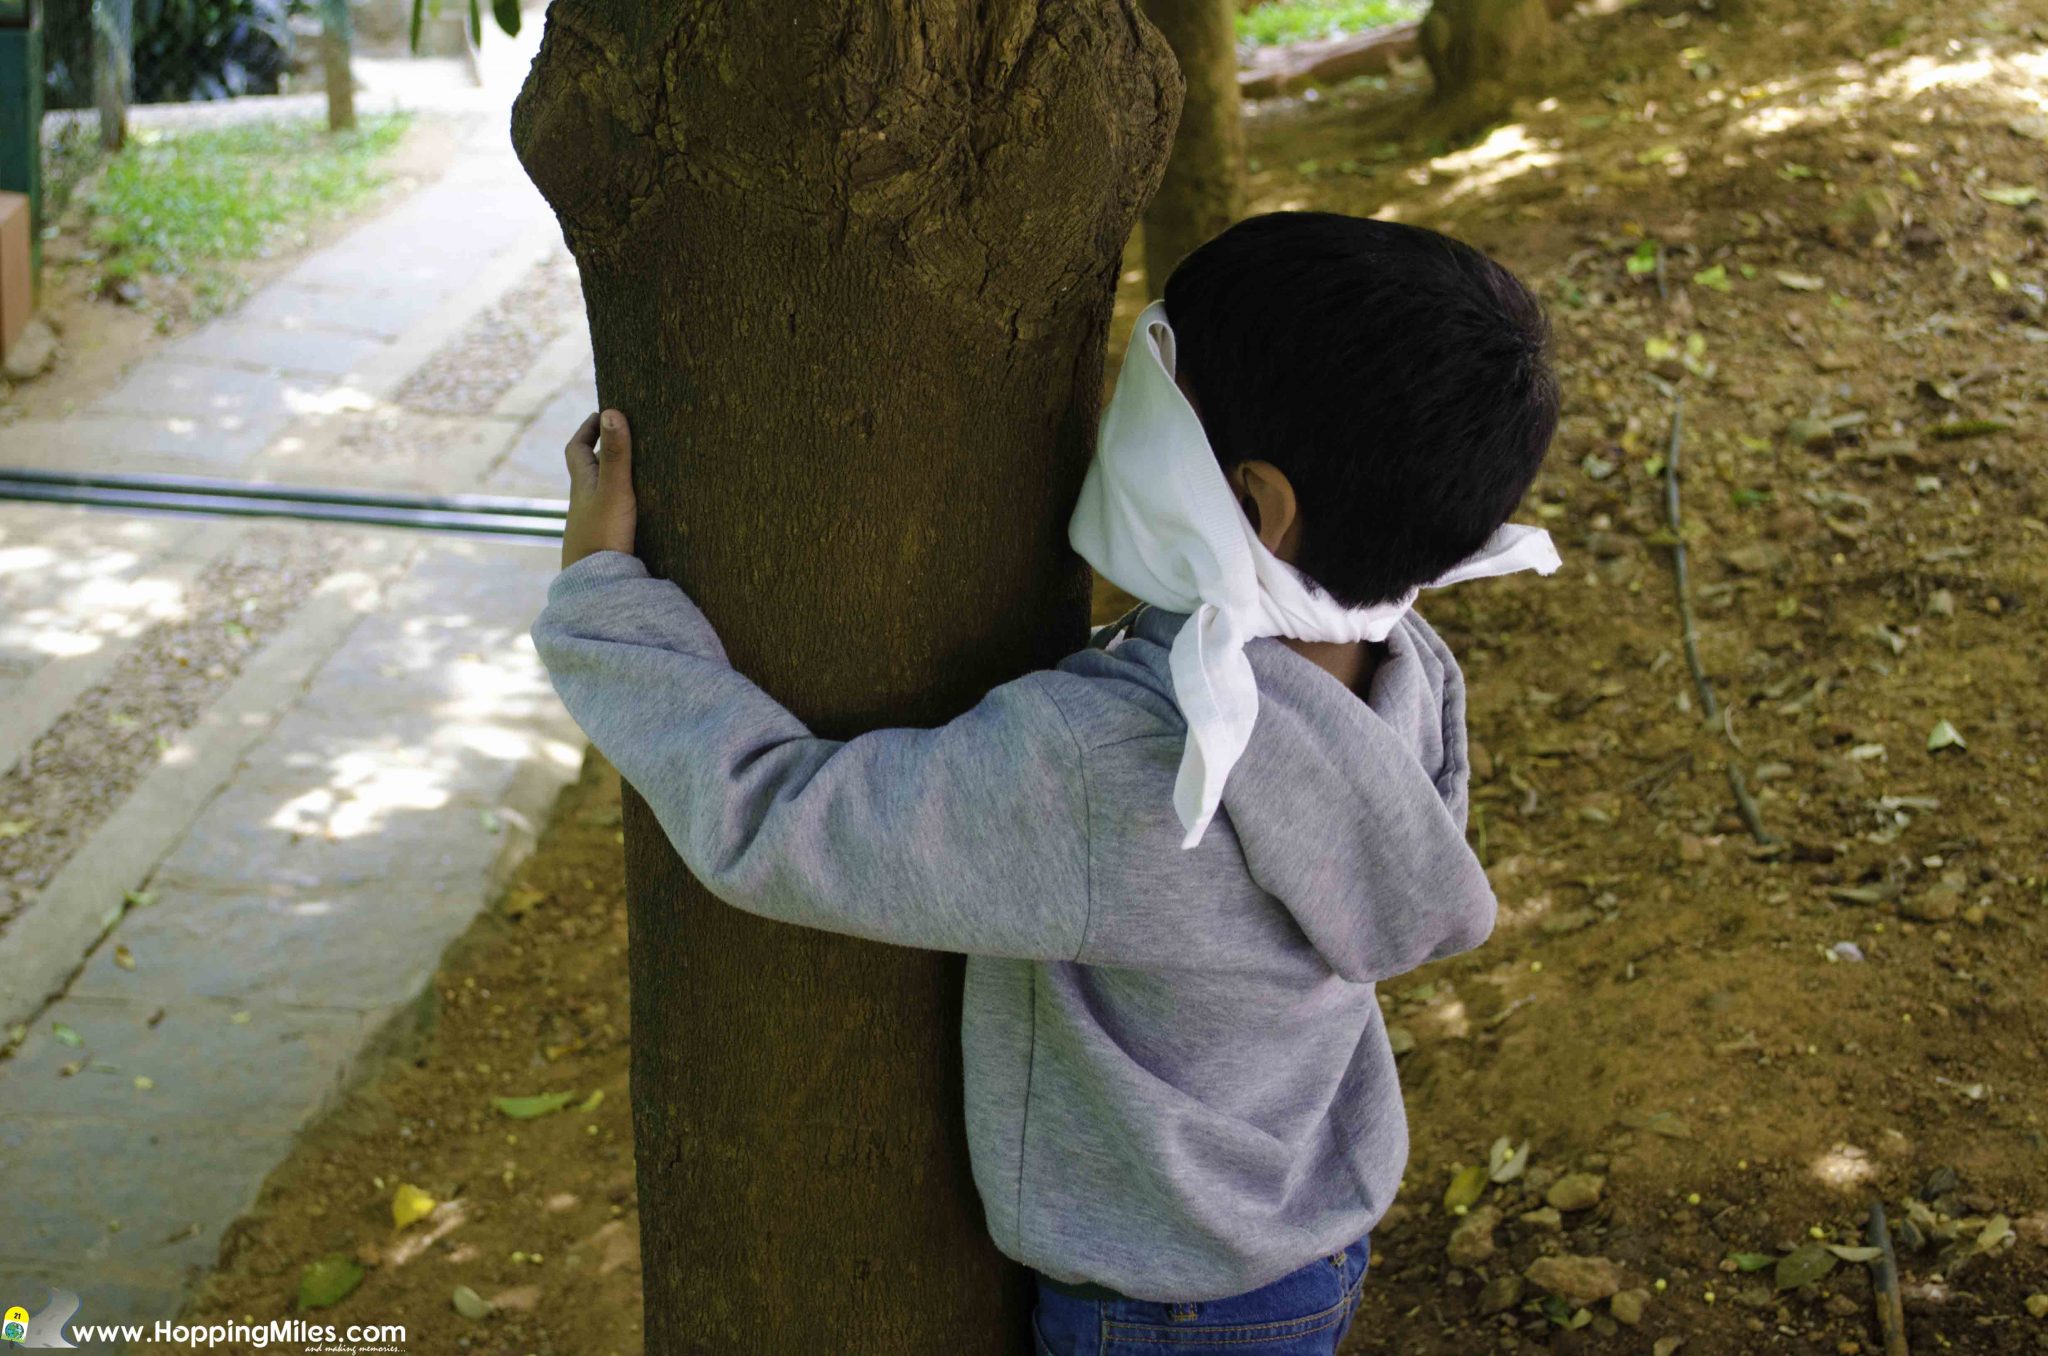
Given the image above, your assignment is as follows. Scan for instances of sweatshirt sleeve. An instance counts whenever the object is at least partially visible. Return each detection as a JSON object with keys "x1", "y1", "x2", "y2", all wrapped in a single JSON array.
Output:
[{"x1": 530, "y1": 552, "x2": 1093, "y2": 960}]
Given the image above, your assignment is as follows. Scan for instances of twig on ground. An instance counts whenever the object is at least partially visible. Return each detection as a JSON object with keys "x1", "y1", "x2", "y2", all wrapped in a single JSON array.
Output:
[
  {"x1": 1624, "y1": 750, "x2": 1694, "y2": 799},
  {"x1": 1661, "y1": 392, "x2": 1776, "y2": 845},
  {"x1": 1723, "y1": 763, "x2": 1772, "y2": 845},
  {"x1": 1663, "y1": 394, "x2": 1717, "y2": 721},
  {"x1": 1866, "y1": 1199, "x2": 1910, "y2": 1356}
]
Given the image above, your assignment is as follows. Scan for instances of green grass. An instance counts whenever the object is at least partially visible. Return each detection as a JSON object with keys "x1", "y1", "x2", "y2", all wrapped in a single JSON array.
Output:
[
  {"x1": 82, "y1": 113, "x2": 411, "y2": 311},
  {"x1": 41, "y1": 120, "x2": 107, "y2": 225},
  {"x1": 1235, "y1": 0, "x2": 1427, "y2": 47}
]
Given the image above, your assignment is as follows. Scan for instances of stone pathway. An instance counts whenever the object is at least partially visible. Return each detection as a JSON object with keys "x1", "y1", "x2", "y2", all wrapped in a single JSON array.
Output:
[{"x1": 0, "y1": 28, "x2": 600, "y2": 1346}]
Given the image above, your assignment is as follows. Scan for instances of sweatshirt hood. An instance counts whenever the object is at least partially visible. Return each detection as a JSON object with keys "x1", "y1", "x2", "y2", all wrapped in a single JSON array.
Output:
[{"x1": 1118, "y1": 603, "x2": 1499, "y2": 984}]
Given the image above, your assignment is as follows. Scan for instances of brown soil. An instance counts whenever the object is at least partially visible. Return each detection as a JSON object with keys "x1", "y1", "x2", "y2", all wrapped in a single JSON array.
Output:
[
  {"x1": 0, "y1": 114, "x2": 461, "y2": 423},
  {"x1": 164, "y1": 0, "x2": 2047, "y2": 1351},
  {"x1": 1255, "y1": 0, "x2": 2048, "y2": 1351}
]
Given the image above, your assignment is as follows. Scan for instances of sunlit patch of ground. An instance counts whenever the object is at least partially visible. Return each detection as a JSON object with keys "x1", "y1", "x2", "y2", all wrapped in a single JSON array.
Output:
[{"x1": 1236, "y1": 0, "x2": 2047, "y2": 1350}]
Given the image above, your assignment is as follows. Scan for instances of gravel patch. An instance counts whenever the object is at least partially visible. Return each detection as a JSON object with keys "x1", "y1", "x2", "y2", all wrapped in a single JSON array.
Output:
[
  {"x1": 0, "y1": 527, "x2": 338, "y2": 933},
  {"x1": 292, "y1": 408, "x2": 469, "y2": 471},
  {"x1": 391, "y1": 251, "x2": 582, "y2": 415}
]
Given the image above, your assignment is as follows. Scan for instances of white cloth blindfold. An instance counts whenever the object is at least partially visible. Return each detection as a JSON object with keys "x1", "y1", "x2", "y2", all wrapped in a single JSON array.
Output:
[{"x1": 1068, "y1": 299, "x2": 1562, "y2": 849}]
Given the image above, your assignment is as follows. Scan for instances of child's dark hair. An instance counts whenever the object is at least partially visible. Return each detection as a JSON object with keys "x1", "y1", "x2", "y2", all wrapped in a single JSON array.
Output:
[{"x1": 1162, "y1": 211, "x2": 1559, "y2": 609}]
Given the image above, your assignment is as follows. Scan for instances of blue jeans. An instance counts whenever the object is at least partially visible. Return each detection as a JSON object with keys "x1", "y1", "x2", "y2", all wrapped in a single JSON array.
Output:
[{"x1": 1031, "y1": 1237, "x2": 1370, "y2": 1355}]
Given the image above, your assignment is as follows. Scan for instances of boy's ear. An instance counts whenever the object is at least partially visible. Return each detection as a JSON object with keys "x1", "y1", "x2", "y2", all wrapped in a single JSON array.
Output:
[{"x1": 1229, "y1": 461, "x2": 1300, "y2": 560}]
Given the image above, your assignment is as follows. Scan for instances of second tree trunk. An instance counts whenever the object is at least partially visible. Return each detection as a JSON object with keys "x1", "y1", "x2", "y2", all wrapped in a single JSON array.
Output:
[{"x1": 1142, "y1": 0, "x2": 1245, "y2": 293}]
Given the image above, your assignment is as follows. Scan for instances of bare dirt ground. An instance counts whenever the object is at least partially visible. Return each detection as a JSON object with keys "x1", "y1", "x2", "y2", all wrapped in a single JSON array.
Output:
[{"x1": 160, "y1": 0, "x2": 2047, "y2": 1351}]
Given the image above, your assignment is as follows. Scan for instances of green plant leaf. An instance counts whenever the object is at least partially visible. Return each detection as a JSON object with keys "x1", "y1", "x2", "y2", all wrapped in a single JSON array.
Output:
[
  {"x1": 492, "y1": 0, "x2": 520, "y2": 36},
  {"x1": 1929, "y1": 418, "x2": 2013, "y2": 440},
  {"x1": 493, "y1": 1091, "x2": 577, "y2": 1120},
  {"x1": 1775, "y1": 1244, "x2": 1837, "y2": 1291},
  {"x1": 1975, "y1": 1215, "x2": 2012, "y2": 1253},
  {"x1": 299, "y1": 1255, "x2": 364, "y2": 1309},
  {"x1": 1728, "y1": 1252, "x2": 1776, "y2": 1271},
  {"x1": 1443, "y1": 1163, "x2": 1489, "y2": 1212}
]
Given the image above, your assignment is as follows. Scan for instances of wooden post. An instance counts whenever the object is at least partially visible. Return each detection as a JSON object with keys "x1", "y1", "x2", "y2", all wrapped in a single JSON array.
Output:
[{"x1": 0, "y1": 0, "x2": 40, "y2": 287}]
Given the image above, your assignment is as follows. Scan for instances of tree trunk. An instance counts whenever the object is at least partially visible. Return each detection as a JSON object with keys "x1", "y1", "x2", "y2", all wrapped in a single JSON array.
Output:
[
  {"x1": 1140, "y1": 0, "x2": 1244, "y2": 293},
  {"x1": 1418, "y1": 0, "x2": 1551, "y2": 113},
  {"x1": 511, "y1": 5, "x2": 1178, "y2": 1352},
  {"x1": 321, "y1": 0, "x2": 356, "y2": 134},
  {"x1": 89, "y1": 0, "x2": 127, "y2": 154}
]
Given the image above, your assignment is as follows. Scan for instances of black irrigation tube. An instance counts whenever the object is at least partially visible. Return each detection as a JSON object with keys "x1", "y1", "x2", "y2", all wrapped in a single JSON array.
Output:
[{"x1": 0, "y1": 468, "x2": 567, "y2": 541}]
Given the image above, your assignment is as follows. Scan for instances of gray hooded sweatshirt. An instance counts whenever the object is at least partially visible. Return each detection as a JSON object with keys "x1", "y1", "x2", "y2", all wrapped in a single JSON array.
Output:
[{"x1": 530, "y1": 550, "x2": 1499, "y2": 1302}]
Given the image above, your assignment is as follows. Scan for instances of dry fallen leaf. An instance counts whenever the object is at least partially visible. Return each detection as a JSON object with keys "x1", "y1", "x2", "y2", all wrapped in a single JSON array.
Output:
[{"x1": 392, "y1": 1183, "x2": 438, "y2": 1231}]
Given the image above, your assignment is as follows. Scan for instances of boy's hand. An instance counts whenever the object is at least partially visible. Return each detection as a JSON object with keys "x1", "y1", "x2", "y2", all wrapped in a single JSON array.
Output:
[{"x1": 562, "y1": 409, "x2": 637, "y2": 569}]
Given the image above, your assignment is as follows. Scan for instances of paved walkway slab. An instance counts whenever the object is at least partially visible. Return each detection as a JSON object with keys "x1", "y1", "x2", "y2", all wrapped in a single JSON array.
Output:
[
  {"x1": 156, "y1": 320, "x2": 387, "y2": 380},
  {"x1": 0, "y1": 534, "x2": 579, "y2": 1328},
  {"x1": 0, "y1": 510, "x2": 246, "y2": 827},
  {"x1": 0, "y1": 12, "x2": 600, "y2": 1339},
  {"x1": 484, "y1": 373, "x2": 601, "y2": 499},
  {"x1": 0, "y1": 535, "x2": 410, "y2": 1027}
]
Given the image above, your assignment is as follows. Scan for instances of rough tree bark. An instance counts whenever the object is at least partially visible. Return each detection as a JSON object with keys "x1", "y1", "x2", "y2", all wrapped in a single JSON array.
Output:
[
  {"x1": 1140, "y1": 0, "x2": 1244, "y2": 292},
  {"x1": 511, "y1": 5, "x2": 1178, "y2": 1352}
]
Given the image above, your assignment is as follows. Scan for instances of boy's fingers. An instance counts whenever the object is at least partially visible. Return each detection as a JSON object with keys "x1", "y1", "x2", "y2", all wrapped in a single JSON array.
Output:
[
  {"x1": 564, "y1": 411, "x2": 602, "y2": 480},
  {"x1": 597, "y1": 410, "x2": 632, "y2": 489}
]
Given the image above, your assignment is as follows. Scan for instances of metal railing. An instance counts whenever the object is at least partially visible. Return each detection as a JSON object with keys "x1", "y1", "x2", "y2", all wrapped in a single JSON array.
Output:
[{"x1": 0, "y1": 466, "x2": 566, "y2": 541}]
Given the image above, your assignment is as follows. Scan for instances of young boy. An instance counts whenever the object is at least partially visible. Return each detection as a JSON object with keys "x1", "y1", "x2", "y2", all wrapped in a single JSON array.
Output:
[{"x1": 532, "y1": 211, "x2": 1561, "y2": 1354}]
